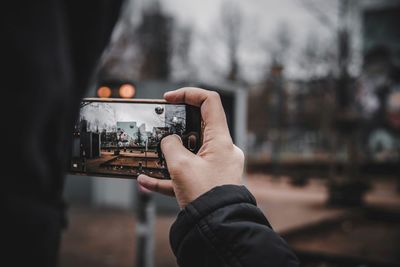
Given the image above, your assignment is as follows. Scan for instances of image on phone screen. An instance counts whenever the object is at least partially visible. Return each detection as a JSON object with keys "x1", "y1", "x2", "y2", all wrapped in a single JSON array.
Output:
[{"x1": 69, "y1": 99, "x2": 201, "y2": 179}]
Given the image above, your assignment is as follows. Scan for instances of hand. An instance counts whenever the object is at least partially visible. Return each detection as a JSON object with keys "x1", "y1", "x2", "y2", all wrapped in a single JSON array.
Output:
[{"x1": 137, "y1": 87, "x2": 244, "y2": 208}]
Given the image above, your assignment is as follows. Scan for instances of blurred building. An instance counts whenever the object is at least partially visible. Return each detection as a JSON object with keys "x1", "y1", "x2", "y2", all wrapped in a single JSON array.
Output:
[
  {"x1": 356, "y1": 0, "x2": 400, "y2": 160},
  {"x1": 117, "y1": 121, "x2": 149, "y2": 146},
  {"x1": 248, "y1": 0, "x2": 400, "y2": 162},
  {"x1": 248, "y1": 64, "x2": 336, "y2": 160}
]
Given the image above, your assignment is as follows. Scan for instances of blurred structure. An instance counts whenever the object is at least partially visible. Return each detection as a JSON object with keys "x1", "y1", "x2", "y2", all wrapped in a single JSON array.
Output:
[
  {"x1": 247, "y1": 0, "x2": 400, "y2": 203},
  {"x1": 246, "y1": 0, "x2": 400, "y2": 266}
]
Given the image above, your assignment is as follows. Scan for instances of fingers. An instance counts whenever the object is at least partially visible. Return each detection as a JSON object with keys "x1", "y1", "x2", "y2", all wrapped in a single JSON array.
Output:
[
  {"x1": 138, "y1": 184, "x2": 153, "y2": 194},
  {"x1": 164, "y1": 87, "x2": 230, "y2": 136},
  {"x1": 160, "y1": 134, "x2": 195, "y2": 172},
  {"x1": 137, "y1": 174, "x2": 175, "y2": 196}
]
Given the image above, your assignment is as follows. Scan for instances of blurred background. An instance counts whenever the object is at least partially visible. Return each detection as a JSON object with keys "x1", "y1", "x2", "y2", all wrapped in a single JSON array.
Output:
[{"x1": 62, "y1": 0, "x2": 400, "y2": 266}]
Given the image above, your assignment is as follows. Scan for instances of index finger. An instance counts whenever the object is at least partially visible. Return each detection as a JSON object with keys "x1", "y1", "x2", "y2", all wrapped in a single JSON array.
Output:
[{"x1": 164, "y1": 87, "x2": 230, "y2": 136}]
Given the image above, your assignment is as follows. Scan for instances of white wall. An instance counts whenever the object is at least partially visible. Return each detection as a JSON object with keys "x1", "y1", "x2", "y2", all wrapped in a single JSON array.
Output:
[{"x1": 92, "y1": 177, "x2": 136, "y2": 209}]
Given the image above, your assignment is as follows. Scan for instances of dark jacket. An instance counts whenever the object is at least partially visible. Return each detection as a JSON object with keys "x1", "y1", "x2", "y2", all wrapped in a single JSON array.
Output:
[
  {"x1": 170, "y1": 185, "x2": 299, "y2": 267},
  {"x1": 1, "y1": 1, "x2": 121, "y2": 266}
]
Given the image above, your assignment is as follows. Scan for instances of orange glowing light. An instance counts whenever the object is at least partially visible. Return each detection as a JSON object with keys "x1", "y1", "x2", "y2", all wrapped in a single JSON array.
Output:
[
  {"x1": 119, "y1": 84, "x2": 136, "y2": 98},
  {"x1": 97, "y1": 86, "x2": 112, "y2": 98}
]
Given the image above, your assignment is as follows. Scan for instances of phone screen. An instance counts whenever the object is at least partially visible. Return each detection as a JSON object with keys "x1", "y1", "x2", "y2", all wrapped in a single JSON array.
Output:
[{"x1": 69, "y1": 99, "x2": 201, "y2": 179}]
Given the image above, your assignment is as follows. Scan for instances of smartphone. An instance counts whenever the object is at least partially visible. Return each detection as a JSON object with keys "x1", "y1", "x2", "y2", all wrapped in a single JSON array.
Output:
[{"x1": 69, "y1": 98, "x2": 202, "y2": 179}]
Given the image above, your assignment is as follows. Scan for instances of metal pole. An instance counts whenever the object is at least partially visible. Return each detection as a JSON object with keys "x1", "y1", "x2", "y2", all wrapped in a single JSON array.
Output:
[
  {"x1": 135, "y1": 186, "x2": 155, "y2": 267},
  {"x1": 145, "y1": 140, "x2": 148, "y2": 168}
]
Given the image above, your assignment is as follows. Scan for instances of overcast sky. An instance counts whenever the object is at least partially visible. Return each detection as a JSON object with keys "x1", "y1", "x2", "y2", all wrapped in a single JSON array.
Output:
[
  {"x1": 114, "y1": 103, "x2": 166, "y2": 131},
  {"x1": 163, "y1": 0, "x2": 335, "y2": 35},
  {"x1": 81, "y1": 102, "x2": 167, "y2": 132},
  {"x1": 109, "y1": 0, "x2": 344, "y2": 81},
  {"x1": 160, "y1": 0, "x2": 339, "y2": 80}
]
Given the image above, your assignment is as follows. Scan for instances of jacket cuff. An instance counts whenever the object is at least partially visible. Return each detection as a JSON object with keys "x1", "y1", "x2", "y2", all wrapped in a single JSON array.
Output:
[{"x1": 169, "y1": 184, "x2": 257, "y2": 256}]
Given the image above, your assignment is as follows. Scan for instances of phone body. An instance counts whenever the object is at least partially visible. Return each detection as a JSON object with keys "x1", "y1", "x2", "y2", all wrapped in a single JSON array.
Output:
[{"x1": 69, "y1": 98, "x2": 202, "y2": 179}]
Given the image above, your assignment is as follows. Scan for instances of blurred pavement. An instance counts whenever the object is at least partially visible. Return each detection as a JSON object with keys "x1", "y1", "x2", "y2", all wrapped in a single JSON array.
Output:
[{"x1": 60, "y1": 175, "x2": 400, "y2": 267}]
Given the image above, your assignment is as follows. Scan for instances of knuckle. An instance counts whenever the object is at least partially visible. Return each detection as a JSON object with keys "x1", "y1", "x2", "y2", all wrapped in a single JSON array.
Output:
[
  {"x1": 153, "y1": 180, "x2": 160, "y2": 192},
  {"x1": 233, "y1": 145, "x2": 245, "y2": 162},
  {"x1": 218, "y1": 138, "x2": 234, "y2": 150},
  {"x1": 213, "y1": 135, "x2": 234, "y2": 150},
  {"x1": 208, "y1": 90, "x2": 221, "y2": 101},
  {"x1": 169, "y1": 156, "x2": 189, "y2": 172}
]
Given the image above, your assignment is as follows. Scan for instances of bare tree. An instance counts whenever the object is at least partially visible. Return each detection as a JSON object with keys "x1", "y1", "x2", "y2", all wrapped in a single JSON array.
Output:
[
  {"x1": 136, "y1": 1, "x2": 173, "y2": 80},
  {"x1": 171, "y1": 24, "x2": 194, "y2": 80},
  {"x1": 267, "y1": 22, "x2": 292, "y2": 67},
  {"x1": 297, "y1": 31, "x2": 337, "y2": 80},
  {"x1": 219, "y1": 1, "x2": 243, "y2": 81},
  {"x1": 299, "y1": 0, "x2": 337, "y2": 29}
]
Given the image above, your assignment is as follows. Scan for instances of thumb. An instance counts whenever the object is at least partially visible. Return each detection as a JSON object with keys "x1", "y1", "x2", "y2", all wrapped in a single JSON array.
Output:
[{"x1": 161, "y1": 134, "x2": 195, "y2": 171}]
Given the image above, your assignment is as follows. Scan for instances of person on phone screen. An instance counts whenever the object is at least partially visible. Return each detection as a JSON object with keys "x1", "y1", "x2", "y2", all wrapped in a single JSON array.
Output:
[{"x1": 138, "y1": 87, "x2": 299, "y2": 267}]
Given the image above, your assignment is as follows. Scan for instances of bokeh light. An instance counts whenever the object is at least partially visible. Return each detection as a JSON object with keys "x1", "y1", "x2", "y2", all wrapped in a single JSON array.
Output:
[
  {"x1": 97, "y1": 86, "x2": 112, "y2": 98},
  {"x1": 119, "y1": 84, "x2": 136, "y2": 98}
]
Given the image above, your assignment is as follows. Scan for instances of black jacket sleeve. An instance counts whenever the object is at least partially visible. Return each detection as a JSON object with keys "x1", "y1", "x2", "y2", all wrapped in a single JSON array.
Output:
[{"x1": 169, "y1": 185, "x2": 299, "y2": 267}]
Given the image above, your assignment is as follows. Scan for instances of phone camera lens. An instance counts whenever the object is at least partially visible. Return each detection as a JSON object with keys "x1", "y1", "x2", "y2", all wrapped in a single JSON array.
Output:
[{"x1": 188, "y1": 134, "x2": 197, "y2": 151}]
